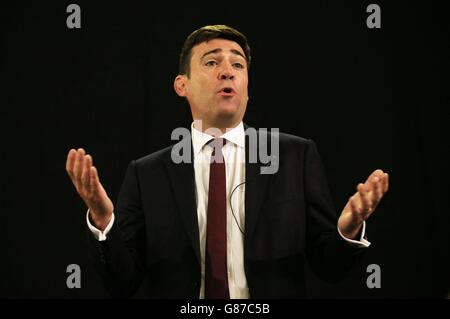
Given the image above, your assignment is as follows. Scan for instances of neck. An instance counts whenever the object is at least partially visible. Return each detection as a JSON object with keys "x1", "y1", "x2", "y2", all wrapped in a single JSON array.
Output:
[{"x1": 193, "y1": 119, "x2": 241, "y2": 136}]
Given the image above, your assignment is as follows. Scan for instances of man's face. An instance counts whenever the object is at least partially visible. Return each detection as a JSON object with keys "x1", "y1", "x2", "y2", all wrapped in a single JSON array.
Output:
[{"x1": 174, "y1": 39, "x2": 249, "y2": 131}]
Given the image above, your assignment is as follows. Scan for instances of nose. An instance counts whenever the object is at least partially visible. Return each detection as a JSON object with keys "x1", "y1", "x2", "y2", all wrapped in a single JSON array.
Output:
[
  {"x1": 220, "y1": 72, "x2": 234, "y2": 80},
  {"x1": 219, "y1": 63, "x2": 234, "y2": 80}
]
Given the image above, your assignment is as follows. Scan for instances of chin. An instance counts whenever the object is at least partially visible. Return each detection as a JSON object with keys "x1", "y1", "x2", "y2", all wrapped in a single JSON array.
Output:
[
  {"x1": 217, "y1": 101, "x2": 240, "y2": 115},
  {"x1": 217, "y1": 107, "x2": 239, "y2": 120},
  {"x1": 208, "y1": 100, "x2": 245, "y2": 128}
]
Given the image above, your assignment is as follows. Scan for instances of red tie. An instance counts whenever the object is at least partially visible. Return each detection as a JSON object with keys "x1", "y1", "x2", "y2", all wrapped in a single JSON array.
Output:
[{"x1": 205, "y1": 138, "x2": 230, "y2": 299}]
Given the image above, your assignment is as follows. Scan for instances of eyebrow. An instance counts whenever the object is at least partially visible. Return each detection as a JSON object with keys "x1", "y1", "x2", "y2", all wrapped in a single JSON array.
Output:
[{"x1": 201, "y1": 48, "x2": 246, "y2": 61}]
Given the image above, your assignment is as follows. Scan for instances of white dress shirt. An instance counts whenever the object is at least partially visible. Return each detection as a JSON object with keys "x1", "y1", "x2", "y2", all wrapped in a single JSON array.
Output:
[
  {"x1": 87, "y1": 121, "x2": 370, "y2": 299},
  {"x1": 191, "y1": 121, "x2": 248, "y2": 298}
]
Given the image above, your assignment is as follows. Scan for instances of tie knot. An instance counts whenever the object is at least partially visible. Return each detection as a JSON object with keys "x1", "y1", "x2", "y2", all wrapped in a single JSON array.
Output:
[
  {"x1": 208, "y1": 138, "x2": 226, "y2": 150},
  {"x1": 208, "y1": 138, "x2": 226, "y2": 162}
]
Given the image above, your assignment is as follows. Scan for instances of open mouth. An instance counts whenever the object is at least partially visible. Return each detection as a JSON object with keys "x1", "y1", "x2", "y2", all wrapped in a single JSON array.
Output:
[{"x1": 218, "y1": 87, "x2": 235, "y2": 95}]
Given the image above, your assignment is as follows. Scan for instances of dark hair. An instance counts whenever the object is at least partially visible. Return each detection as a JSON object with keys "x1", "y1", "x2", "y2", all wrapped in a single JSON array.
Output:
[{"x1": 178, "y1": 25, "x2": 251, "y2": 77}]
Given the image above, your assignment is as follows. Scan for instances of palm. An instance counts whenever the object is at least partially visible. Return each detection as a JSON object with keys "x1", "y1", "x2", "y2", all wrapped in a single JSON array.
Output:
[
  {"x1": 66, "y1": 148, "x2": 114, "y2": 229},
  {"x1": 338, "y1": 169, "x2": 389, "y2": 239}
]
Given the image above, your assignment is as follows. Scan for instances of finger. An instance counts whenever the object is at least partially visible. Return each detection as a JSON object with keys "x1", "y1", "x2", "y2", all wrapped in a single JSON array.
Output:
[
  {"x1": 355, "y1": 183, "x2": 364, "y2": 199},
  {"x1": 364, "y1": 171, "x2": 384, "y2": 197},
  {"x1": 382, "y1": 173, "x2": 389, "y2": 193},
  {"x1": 81, "y1": 154, "x2": 92, "y2": 194},
  {"x1": 366, "y1": 174, "x2": 379, "y2": 193},
  {"x1": 358, "y1": 183, "x2": 372, "y2": 217},
  {"x1": 362, "y1": 175, "x2": 376, "y2": 194},
  {"x1": 374, "y1": 169, "x2": 384, "y2": 177},
  {"x1": 365, "y1": 169, "x2": 382, "y2": 184},
  {"x1": 350, "y1": 195, "x2": 361, "y2": 215},
  {"x1": 90, "y1": 166, "x2": 101, "y2": 196},
  {"x1": 372, "y1": 176, "x2": 383, "y2": 204},
  {"x1": 66, "y1": 149, "x2": 77, "y2": 178},
  {"x1": 352, "y1": 183, "x2": 364, "y2": 211},
  {"x1": 73, "y1": 148, "x2": 86, "y2": 187},
  {"x1": 370, "y1": 170, "x2": 388, "y2": 195}
]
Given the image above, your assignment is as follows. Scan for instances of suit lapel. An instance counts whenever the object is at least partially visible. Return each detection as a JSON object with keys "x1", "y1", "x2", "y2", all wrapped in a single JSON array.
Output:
[{"x1": 165, "y1": 149, "x2": 201, "y2": 263}]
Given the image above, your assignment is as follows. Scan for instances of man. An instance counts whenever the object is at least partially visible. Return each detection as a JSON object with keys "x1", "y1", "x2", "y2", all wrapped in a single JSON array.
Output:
[{"x1": 66, "y1": 25, "x2": 389, "y2": 298}]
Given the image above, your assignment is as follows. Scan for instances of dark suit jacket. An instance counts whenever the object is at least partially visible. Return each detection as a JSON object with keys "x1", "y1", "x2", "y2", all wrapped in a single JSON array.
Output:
[{"x1": 88, "y1": 127, "x2": 365, "y2": 298}]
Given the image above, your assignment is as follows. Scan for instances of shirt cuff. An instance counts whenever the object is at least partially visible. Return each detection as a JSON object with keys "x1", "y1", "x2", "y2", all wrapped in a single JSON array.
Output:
[
  {"x1": 86, "y1": 210, "x2": 115, "y2": 241},
  {"x1": 338, "y1": 221, "x2": 371, "y2": 248}
]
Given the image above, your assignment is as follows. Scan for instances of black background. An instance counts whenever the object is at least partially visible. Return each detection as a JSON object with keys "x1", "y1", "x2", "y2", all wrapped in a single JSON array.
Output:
[{"x1": 1, "y1": 1, "x2": 448, "y2": 298}]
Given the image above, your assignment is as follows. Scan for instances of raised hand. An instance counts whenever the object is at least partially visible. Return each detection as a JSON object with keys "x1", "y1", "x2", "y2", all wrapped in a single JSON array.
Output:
[
  {"x1": 66, "y1": 148, "x2": 114, "y2": 230},
  {"x1": 338, "y1": 169, "x2": 389, "y2": 239}
]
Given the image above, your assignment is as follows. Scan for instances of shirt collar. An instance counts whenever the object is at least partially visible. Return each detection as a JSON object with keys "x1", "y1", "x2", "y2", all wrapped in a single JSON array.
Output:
[{"x1": 191, "y1": 121, "x2": 245, "y2": 156}]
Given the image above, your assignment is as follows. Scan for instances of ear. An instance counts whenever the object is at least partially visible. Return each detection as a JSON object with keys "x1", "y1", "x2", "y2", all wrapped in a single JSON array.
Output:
[{"x1": 174, "y1": 75, "x2": 188, "y2": 97}]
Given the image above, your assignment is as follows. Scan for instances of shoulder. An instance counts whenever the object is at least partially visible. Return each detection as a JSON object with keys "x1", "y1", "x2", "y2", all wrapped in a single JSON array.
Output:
[
  {"x1": 278, "y1": 131, "x2": 311, "y2": 147},
  {"x1": 276, "y1": 132, "x2": 318, "y2": 162},
  {"x1": 244, "y1": 122, "x2": 311, "y2": 145},
  {"x1": 245, "y1": 123, "x2": 314, "y2": 152},
  {"x1": 131, "y1": 145, "x2": 174, "y2": 172}
]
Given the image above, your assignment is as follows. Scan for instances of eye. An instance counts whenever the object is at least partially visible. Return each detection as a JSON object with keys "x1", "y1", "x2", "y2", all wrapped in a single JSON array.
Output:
[
  {"x1": 205, "y1": 60, "x2": 217, "y2": 67},
  {"x1": 233, "y1": 62, "x2": 244, "y2": 69}
]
